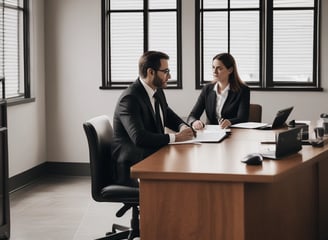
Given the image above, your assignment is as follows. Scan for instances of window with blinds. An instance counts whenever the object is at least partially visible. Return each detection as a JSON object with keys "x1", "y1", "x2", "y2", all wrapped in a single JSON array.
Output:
[
  {"x1": 272, "y1": 1, "x2": 316, "y2": 85},
  {"x1": 0, "y1": 0, "x2": 29, "y2": 99},
  {"x1": 196, "y1": 0, "x2": 320, "y2": 90},
  {"x1": 101, "y1": 0, "x2": 182, "y2": 89}
]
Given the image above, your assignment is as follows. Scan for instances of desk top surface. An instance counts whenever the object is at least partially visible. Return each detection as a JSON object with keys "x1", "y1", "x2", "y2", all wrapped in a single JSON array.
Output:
[{"x1": 131, "y1": 127, "x2": 328, "y2": 183}]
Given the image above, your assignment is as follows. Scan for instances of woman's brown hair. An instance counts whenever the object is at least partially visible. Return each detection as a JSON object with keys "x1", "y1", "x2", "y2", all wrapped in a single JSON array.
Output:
[{"x1": 212, "y1": 53, "x2": 246, "y2": 92}]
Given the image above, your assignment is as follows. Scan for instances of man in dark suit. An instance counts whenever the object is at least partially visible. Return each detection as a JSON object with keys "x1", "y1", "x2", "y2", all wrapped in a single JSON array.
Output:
[{"x1": 112, "y1": 51, "x2": 195, "y2": 187}]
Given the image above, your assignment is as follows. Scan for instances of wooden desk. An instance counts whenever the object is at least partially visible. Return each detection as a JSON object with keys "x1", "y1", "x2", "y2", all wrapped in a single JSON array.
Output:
[{"x1": 131, "y1": 128, "x2": 328, "y2": 240}]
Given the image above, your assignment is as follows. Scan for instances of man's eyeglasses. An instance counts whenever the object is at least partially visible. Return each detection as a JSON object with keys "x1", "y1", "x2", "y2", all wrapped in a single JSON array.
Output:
[{"x1": 156, "y1": 68, "x2": 170, "y2": 75}]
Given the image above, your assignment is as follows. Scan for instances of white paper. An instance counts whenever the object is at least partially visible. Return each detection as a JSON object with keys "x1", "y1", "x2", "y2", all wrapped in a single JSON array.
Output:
[
  {"x1": 170, "y1": 125, "x2": 227, "y2": 144},
  {"x1": 230, "y1": 122, "x2": 268, "y2": 129}
]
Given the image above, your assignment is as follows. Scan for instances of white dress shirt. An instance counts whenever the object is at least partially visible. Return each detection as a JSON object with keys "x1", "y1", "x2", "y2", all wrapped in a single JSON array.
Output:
[
  {"x1": 139, "y1": 78, "x2": 175, "y2": 142},
  {"x1": 213, "y1": 82, "x2": 230, "y2": 121}
]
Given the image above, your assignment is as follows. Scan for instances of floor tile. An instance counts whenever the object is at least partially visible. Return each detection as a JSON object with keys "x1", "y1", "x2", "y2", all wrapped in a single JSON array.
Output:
[{"x1": 9, "y1": 175, "x2": 137, "y2": 240}]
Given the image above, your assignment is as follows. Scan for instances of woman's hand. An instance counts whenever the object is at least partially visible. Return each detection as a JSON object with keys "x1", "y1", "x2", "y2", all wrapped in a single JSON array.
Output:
[
  {"x1": 192, "y1": 120, "x2": 205, "y2": 130},
  {"x1": 219, "y1": 119, "x2": 231, "y2": 129}
]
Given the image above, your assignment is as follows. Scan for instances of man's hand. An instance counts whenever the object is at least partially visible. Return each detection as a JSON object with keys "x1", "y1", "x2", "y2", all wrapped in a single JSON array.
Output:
[{"x1": 175, "y1": 127, "x2": 195, "y2": 142}]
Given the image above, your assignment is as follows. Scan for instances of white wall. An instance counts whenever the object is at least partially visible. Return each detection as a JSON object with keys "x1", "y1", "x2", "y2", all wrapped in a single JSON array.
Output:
[
  {"x1": 44, "y1": 0, "x2": 116, "y2": 164},
  {"x1": 7, "y1": 0, "x2": 328, "y2": 177},
  {"x1": 7, "y1": 0, "x2": 46, "y2": 177}
]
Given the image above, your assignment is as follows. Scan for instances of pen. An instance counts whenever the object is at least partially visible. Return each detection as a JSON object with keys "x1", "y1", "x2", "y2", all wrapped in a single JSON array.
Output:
[
  {"x1": 182, "y1": 120, "x2": 197, "y2": 137},
  {"x1": 219, "y1": 117, "x2": 228, "y2": 129},
  {"x1": 260, "y1": 141, "x2": 276, "y2": 144}
]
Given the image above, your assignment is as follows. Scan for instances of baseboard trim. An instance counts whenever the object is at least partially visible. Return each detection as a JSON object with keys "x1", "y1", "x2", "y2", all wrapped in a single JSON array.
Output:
[
  {"x1": 45, "y1": 162, "x2": 90, "y2": 176},
  {"x1": 9, "y1": 163, "x2": 47, "y2": 192},
  {"x1": 9, "y1": 162, "x2": 90, "y2": 192}
]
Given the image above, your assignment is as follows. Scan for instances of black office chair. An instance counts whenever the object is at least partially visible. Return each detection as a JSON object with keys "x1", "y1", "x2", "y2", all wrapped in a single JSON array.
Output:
[{"x1": 83, "y1": 115, "x2": 140, "y2": 240}]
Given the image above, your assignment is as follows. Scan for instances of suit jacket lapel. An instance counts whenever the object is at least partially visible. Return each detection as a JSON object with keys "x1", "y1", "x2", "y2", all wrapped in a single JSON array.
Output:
[
  {"x1": 135, "y1": 79, "x2": 157, "y2": 123},
  {"x1": 208, "y1": 89, "x2": 217, "y2": 121},
  {"x1": 222, "y1": 90, "x2": 234, "y2": 113}
]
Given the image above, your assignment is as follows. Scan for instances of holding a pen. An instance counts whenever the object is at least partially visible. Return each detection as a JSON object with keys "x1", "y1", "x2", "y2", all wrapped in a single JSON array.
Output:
[
  {"x1": 191, "y1": 120, "x2": 205, "y2": 130},
  {"x1": 176, "y1": 124, "x2": 197, "y2": 140},
  {"x1": 186, "y1": 53, "x2": 250, "y2": 129},
  {"x1": 190, "y1": 118, "x2": 231, "y2": 130},
  {"x1": 218, "y1": 118, "x2": 231, "y2": 129},
  {"x1": 181, "y1": 121, "x2": 197, "y2": 137}
]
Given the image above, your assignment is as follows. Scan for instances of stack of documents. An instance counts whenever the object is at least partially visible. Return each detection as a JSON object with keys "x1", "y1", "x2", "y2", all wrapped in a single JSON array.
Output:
[{"x1": 170, "y1": 125, "x2": 228, "y2": 144}]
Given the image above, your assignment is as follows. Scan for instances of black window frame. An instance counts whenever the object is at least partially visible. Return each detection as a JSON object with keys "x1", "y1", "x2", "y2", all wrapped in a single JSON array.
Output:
[
  {"x1": 0, "y1": 0, "x2": 30, "y2": 101},
  {"x1": 195, "y1": 0, "x2": 321, "y2": 91},
  {"x1": 101, "y1": 0, "x2": 182, "y2": 90}
]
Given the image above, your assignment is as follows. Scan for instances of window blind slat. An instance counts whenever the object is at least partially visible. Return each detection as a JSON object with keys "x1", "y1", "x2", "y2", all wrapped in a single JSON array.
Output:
[
  {"x1": 110, "y1": 0, "x2": 143, "y2": 10},
  {"x1": 4, "y1": 0, "x2": 24, "y2": 8},
  {"x1": 274, "y1": 0, "x2": 314, "y2": 8},
  {"x1": 149, "y1": 0, "x2": 176, "y2": 9}
]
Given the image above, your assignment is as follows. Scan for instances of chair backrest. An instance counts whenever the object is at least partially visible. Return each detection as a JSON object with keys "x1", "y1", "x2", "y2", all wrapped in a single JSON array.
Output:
[
  {"x1": 83, "y1": 115, "x2": 114, "y2": 202},
  {"x1": 249, "y1": 104, "x2": 262, "y2": 122}
]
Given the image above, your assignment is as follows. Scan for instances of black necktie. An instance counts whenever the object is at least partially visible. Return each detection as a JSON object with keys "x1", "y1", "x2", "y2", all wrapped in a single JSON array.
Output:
[{"x1": 153, "y1": 92, "x2": 164, "y2": 133}]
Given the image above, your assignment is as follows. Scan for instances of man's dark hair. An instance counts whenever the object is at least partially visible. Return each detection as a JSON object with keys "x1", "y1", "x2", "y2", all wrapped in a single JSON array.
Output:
[{"x1": 139, "y1": 51, "x2": 169, "y2": 78}]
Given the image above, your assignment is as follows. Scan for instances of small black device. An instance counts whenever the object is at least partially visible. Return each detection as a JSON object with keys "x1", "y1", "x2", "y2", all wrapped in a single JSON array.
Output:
[
  {"x1": 320, "y1": 113, "x2": 328, "y2": 118},
  {"x1": 310, "y1": 139, "x2": 324, "y2": 147},
  {"x1": 241, "y1": 153, "x2": 263, "y2": 165},
  {"x1": 260, "y1": 127, "x2": 302, "y2": 159},
  {"x1": 288, "y1": 120, "x2": 309, "y2": 140},
  {"x1": 257, "y1": 106, "x2": 294, "y2": 130}
]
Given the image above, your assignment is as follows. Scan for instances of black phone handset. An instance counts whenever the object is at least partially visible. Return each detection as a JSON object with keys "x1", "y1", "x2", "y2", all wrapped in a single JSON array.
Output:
[
  {"x1": 320, "y1": 113, "x2": 328, "y2": 135},
  {"x1": 320, "y1": 113, "x2": 328, "y2": 118}
]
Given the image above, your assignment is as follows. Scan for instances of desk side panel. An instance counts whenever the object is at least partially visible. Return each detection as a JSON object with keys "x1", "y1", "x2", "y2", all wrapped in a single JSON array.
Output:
[
  {"x1": 319, "y1": 158, "x2": 328, "y2": 240},
  {"x1": 139, "y1": 180, "x2": 245, "y2": 240},
  {"x1": 245, "y1": 164, "x2": 317, "y2": 240}
]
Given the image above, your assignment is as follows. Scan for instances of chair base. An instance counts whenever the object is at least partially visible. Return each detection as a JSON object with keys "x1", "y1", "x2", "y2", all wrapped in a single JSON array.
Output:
[
  {"x1": 95, "y1": 205, "x2": 140, "y2": 240},
  {"x1": 95, "y1": 229, "x2": 139, "y2": 240},
  {"x1": 96, "y1": 230, "x2": 129, "y2": 240},
  {"x1": 95, "y1": 223, "x2": 139, "y2": 240}
]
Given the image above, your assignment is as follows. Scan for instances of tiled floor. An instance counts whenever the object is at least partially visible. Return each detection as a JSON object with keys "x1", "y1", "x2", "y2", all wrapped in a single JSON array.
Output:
[{"x1": 9, "y1": 175, "x2": 138, "y2": 240}]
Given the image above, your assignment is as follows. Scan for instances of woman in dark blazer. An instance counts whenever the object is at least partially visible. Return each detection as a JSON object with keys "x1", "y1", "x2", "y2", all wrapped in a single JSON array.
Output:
[{"x1": 187, "y1": 53, "x2": 250, "y2": 129}]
